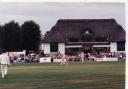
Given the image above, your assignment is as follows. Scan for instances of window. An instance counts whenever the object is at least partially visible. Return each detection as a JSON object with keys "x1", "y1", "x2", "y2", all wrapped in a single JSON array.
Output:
[
  {"x1": 85, "y1": 31, "x2": 89, "y2": 34},
  {"x1": 95, "y1": 47, "x2": 104, "y2": 51},
  {"x1": 70, "y1": 48, "x2": 79, "y2": 52},
  {"x1": 50, "y1": 43, "x2": 58, "y2": 52},
  {"x1": 117, "y1": 41, "x2": 125, "y2": 51},
  {"x1": 84, "y1": 47, "x2": 91, "y2": 53},
  {"x1": 81, "y1": 28, "x2": 94, "y2": 42}
]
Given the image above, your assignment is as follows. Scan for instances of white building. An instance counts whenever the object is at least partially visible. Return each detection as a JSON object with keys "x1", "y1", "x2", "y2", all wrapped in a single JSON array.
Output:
[{"x1": 41, "y1": 19, "x2": 125, "y2": 54}]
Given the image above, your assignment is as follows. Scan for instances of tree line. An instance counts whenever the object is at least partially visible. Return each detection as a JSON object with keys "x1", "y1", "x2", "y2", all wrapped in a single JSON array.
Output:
[{"x1": 0, "y1": 20, "x2": 41, "y2": 53}]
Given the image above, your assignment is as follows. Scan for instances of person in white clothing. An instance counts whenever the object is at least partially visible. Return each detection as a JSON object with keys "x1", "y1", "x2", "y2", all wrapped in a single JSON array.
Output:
[
  {"x1": 80, "y1": 52, "x2": 85, "y2": 62},
  {"x1": 60, "y1": 54, "x2": 66, "y2": 65},
  {"x1": 0, "y1": 52, "x2": 10, "y2": 79}
]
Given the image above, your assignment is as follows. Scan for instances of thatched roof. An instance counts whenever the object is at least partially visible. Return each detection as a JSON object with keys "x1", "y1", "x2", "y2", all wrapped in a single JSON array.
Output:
[{"x1": 43, "y1": 19, "x2": 125, "y2": 43}]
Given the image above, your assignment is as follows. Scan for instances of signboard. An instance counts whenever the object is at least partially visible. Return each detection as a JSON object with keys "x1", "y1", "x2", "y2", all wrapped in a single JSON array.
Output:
[
  {"x1": 53, "y1": 59, "x2": 62, "y2": 62},
  {"x1": 95, "y1": 57, "x2": 118, "y2": 61},
  {"x1": 39, "y1": 57, "x2": 51, "y2": 63},
  {"x1": 102, "y1": 58, "x2": 118, "y2": 61}
]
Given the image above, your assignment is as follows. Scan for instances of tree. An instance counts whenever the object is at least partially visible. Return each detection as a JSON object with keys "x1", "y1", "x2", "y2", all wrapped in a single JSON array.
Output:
[
  {"x1": 0, "y1": 25, "x2": 3, "y2": 52},
  {"x1": 21, "y1": 20, "x2": 41, "y2": 52},
  {"x1": 2, "y1": 21, "x2": 21, "y2": 51}
]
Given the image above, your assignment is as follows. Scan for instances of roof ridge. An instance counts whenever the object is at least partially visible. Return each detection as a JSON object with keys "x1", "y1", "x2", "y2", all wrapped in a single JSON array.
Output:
[{"x1": 57, "y1": 19, "x2": 116, "y2": 23}]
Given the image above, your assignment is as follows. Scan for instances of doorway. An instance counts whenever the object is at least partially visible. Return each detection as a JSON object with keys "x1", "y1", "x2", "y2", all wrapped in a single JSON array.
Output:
[{"x1": 84, "y1": 47, "x2": 91, "y2": 53}]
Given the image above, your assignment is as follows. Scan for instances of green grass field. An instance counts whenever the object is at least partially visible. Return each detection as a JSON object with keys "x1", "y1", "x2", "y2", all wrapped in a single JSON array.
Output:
[{"x1": 0, "y1": 61, "x2": 125, "y2": 89}]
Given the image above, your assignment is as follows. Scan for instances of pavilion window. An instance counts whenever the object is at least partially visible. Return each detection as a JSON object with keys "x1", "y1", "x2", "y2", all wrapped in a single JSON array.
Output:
[
  {"x1": 117, "y1": 41, "x2": 125, "y2": 51},
  {"x1": 50, "y1": 42, "x2": 58, "y2": 52}
]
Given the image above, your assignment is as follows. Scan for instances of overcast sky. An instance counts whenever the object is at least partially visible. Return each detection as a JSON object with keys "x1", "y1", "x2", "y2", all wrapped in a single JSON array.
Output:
[
  {"x1": 0, "y1": 0, "x2": 125, "y2": 2},
  {"x1": 0, "y1": 2, "x2": 125, "y2": 34}
]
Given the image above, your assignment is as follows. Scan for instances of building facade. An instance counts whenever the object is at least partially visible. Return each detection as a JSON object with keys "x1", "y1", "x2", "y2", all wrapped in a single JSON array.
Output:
[{"x1": 41, "y1": 19, "x2": 125, "y2": 55}]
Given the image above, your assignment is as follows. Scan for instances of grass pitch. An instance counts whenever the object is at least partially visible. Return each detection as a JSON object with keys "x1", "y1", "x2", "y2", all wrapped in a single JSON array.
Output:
[{"x1": 0, "y1": 61, "x2": 125, "y2": 89}]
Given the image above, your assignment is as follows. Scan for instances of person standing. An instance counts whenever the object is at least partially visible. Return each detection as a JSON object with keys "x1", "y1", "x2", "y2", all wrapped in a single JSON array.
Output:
[
  {"x1": 60, "y1": 54, "x2": 66, "y2": 65},
  {"x1": 80, "y1": 52, "x2": 85, "y2": 62},
  {"x1": 0, "y1": 52, "x2": 10, "y2": 79},
  {"x1": 65, "y1": 54, "x2": 70, "y2": 65}
]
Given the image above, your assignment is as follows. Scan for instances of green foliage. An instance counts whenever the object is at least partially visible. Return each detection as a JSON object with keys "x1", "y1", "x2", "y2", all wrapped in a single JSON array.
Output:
[
  {"x1": 0, "y1": 25, "x2": 3, "y2": 52},
  {"x1": 2, "y1": 21, "x2": 21, "y2": 51},
  {"x1": 21, "y1": 20, "x2": 41, "y2": 52},
  {"x1": 0, "y1": 20, "x2": 41, "y2": 52}
]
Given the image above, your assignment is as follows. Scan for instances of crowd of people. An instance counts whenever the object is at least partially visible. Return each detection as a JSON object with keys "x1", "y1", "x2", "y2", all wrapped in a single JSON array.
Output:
[
  {"x1": 7, "y1": 51, "x2": 126, "y2": 64},
  {"x1": 10, "y1": 53, "x2": 41, "y2": 64}
]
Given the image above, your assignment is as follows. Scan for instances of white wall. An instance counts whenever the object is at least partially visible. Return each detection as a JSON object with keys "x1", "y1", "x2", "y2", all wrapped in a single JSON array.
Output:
[
  {"x1": 41, "y1": 43, "x2": 65, "y2": 54},
  {"x1": 58, "y1": 43, "x2": 65, "y2": 54},
  {"x1": 42, "y1": 43, "x2": 50, "y2": 54},
  {"x1": 110, "y1": 42, "x2": 117, "y2": 52}
]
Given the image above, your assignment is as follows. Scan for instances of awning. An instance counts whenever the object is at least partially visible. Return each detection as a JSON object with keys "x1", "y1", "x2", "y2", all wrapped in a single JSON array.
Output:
[
  {"x1": 65, "y1": 45, "x2": 82, "y2": 48},
  {"x1": 93, "y1": 45, "x2": 110, "y2": 47}
]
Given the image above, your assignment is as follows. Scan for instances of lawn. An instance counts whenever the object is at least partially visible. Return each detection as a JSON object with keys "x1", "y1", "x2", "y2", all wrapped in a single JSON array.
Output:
[{"x1": 0, "y1": 61, "x2": 125, "y2": 89}]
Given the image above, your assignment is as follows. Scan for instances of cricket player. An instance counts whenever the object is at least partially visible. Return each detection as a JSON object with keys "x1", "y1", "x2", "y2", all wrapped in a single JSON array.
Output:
[
  {"x1": 60, "y1": 54, "x2": 66, "y2": 65},
  {"x1": 0, "y1": 52, "x2": 10, "y2": 79},
  {"x1": 80, "y1": 52, "x2": 85, "y2": 62}
]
